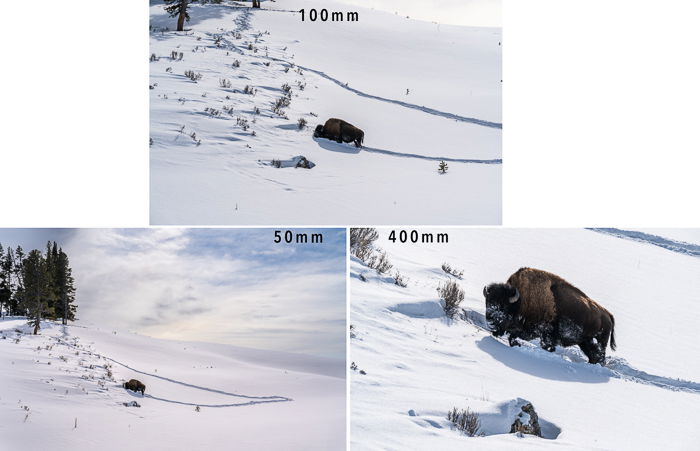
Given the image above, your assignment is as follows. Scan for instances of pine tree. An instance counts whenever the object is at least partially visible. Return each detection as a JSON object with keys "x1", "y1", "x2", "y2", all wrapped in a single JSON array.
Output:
[
  {"x1": 13, "y1": 245, "x2": 25, "y2": 316},
  {"x1": 164, "y1": 0, "x2": 193, "y2": 32},
  {"x1": 2, "y1": 246, "x2": 17, "y2": 316},
  {"x1": 22, "y1": 250, "x2": 54, "y2": 335},
  {"x1": 438, "y1": 160, "x2": 448, "y2": 174},
  {"x1": 0, "y1": 243, "x2": 9, "y2": 317},
  {"x1": 55, "y1": 248, "x2": 77, "y2": 325},
  {"x1": 45, "y1": 241, "x2": 57, "y2": 319}
]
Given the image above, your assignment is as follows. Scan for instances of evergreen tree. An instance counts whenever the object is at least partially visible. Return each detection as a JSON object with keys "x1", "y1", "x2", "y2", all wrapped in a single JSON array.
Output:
[
  {"x1": 164, "y1": 0, "x2": 193, "y2": 32},
  {"x1": 55, "y1": 248, "x2": 77, "y2": 325},
  {"x1": 22, "y1": 250, "x2": 54, "y2": 334},
  {"x1": 0, "y1": 243, "x2": 9, "y2": 317},
  {"x1": 13, "y1": 245, "x2": 25, "y2": 316},
  {"x1": 45, "y1": 241, "x2": 57, "y2": 319},
  {"x1": 2, "y1": 246, "x2": 17, "y2": 316}
]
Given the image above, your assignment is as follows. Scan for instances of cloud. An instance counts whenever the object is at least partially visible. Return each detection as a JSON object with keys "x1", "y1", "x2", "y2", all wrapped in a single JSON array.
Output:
[{"x1": 0, "y1": 228, "x2": 347, "y2": 359}]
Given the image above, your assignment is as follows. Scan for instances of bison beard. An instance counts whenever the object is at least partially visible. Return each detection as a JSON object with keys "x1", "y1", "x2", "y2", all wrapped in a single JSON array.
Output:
[
  {"x1": 484, "y1": 267, "x2": 616, "y2": 364},
  {"x1": 313, "y1": 118, "x2": 364, "y2": 148}
]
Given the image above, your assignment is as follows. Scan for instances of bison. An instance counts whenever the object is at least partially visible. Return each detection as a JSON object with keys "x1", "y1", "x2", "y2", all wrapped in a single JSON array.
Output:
[
  {"x1": 314, "y1": 118, "x2": 364, "y2": 148},
  {"x1": 483, "y1": 267, "x2": 616, "y2": 364},
  {"x1": 124, "y1": 379, "x2": 146, "y2": 395}
]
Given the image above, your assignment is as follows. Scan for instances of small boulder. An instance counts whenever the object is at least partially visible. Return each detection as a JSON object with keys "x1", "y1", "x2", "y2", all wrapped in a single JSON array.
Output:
[{"x1": 510, "y1": 402, "x2": 541, "y2": 437}]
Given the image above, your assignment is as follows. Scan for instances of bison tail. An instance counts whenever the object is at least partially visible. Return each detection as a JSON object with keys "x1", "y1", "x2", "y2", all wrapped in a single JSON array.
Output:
[{"x1": 609, "y1": 314, "x2": 617, "y2": 351}]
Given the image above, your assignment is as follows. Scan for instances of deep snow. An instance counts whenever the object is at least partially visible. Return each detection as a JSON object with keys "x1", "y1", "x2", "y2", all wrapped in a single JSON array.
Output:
[
  {"x1": 0, "y1": 319, "x2": 345, "y2": 450},
  {"x1": 150, "y1": 1, "x2": 501, "y2": 224},
  {"x1": 350, "y1": 228, "x2": 700, "y2": 450}
]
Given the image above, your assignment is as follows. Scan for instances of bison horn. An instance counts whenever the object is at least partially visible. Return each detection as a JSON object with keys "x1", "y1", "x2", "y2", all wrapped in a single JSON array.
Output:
[
  {"x1": 509, "y1": 288, "x2": 520, "y2": 303},
  {"x1": 483, "y1": 286, "x2": 489, "y2": 297}
]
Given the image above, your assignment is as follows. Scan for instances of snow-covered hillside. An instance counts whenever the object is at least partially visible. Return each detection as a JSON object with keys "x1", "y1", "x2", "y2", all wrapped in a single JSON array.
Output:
[
  {"x1": 350, "y1": 229, "x2": 700, "y2": 450},
  {"x1": 150, "y1": 1, "x2": 502, "y2": 225},
  {"x1": 0, "y1": 319, "x2": 345, "y2": 450}
]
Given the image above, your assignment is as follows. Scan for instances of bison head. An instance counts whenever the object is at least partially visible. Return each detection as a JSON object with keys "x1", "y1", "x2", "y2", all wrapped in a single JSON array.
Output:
[
  {"x1": 483, "y1": 283, "x2": 520, "y2": 336},
  {"x1": 313, "y1": 124, "x2": 324, "y2": 138}
]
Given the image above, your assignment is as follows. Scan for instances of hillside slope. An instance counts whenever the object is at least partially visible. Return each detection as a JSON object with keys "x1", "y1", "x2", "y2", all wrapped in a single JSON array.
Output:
[
  {"x1": 350, "y1": 229, "x2": 700, "y2": 450},
  {"x1": 0, "y1": 319, "x2": 345, "y2": 450},
  {"x1": 150, "y1": 1, "x2": 502, "y2": 224}
]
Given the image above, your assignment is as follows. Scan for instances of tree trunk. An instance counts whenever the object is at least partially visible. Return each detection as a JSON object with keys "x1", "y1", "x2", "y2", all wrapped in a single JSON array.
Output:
[
  {"x1": 62, "y1": 293, "x2": 67, "y2": 325},
  {"x1": 177, "y1": 1, "x2": 187, "y2": 31},
  {"x1": 253, "y1": 0, "x2": 261, "y2": 8}
]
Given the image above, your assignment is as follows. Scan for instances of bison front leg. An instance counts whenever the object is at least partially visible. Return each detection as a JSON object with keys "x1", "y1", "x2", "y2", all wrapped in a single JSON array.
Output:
[
  {"x1": 540, "y1": 328, "x2": 557, "y2": 352},
  {"x1": 507, "y1": 335, "x2": 521, "y2": 347}
]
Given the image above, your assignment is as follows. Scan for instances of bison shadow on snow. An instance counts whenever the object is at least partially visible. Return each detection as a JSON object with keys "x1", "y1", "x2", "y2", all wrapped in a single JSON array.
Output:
[
  {"x1": 313, "y1": 136, "x2": 361, "y2": 154},
  {"x1": 476, "y1": 335, "x2": 611, "y2": 383}
]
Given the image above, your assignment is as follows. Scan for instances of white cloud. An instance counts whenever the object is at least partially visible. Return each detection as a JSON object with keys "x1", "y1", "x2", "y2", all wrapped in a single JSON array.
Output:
[{"x1": 60, "y1": 229, "x2": 345, "y2": 359}]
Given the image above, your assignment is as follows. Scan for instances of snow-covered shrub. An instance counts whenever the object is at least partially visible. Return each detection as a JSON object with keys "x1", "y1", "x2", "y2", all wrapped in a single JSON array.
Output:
[
  {"x1": 232, "y1": 59, "x2": 240, "y2": 68},
  {"x1": 273, "y1": 96, "x2": 291, "y2": 116},
  {"x1": 448, "y1": 407, "x2": 483, "y2": 437},
  {"x1": 219, "y1": 78, "x2": 231, "y2": 89},
  {"x1": 150, "y1": 53, "x2": 158, "y2": 62},
  {"x1": 184, "y1": 70, "x2": 203, "y2": 82},
  {"x1": 441, "y1": 262, "x2": 464, "y2": 279},
  {"x1": 271, "y1": 159, "x2": 282, "y2": 168},
  {"x1": 438, "y1": 160, "x2": 448, "y2": 174},
  {"x1": 236, "y1": 117, "x2": 249, "y2": 131},
  {"x1": 350, "y1": 228, "x2": 379, "y2": 260},
  {"x1": 372, "y1": 251, "x2": 393, "y2": 275},
  {"x1": 243, "y1": 85, "x2": 254, "y2": 95},
  {"x1": 439, "y1": 280, "x2": 464, "y2": 318},
  {"x1": 394, "y1": 271, "x2": 408, "y2": 287},
  {"x1": 298, "y1": 118, "x2": 307, "y2": 130},
  {"x1": 281, "y1": 83, "x2": 292, "y2": 93}
]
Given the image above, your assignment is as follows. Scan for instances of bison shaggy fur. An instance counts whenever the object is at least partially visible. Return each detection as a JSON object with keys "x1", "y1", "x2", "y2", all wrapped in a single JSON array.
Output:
[
  {"x1": 124, "y1": 378, "x2": 146, "y2": 395},
  {"x1": 484, "y1": 267, "x2": 616, "y2": 364},
  {"x1": 313, "y1": 118, "x2": 364, "y2": 148}
]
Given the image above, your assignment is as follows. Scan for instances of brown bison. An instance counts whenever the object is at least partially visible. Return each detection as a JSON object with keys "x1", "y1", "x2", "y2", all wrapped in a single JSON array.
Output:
[
  {"x1": 483, "y1": 267, "x2": 616, "y2": 364},
  {"x1": 124, "y1": 379, "x2": 146, "y2": 395},
  {"x1": 314, "y1": 118, "x2": 364, "y2": 148}
]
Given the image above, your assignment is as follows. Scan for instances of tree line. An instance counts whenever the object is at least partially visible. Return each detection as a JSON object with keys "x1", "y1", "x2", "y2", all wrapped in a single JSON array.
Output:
[{"x1": 0, "y1": 241, "x2": 77, "y2": 334}]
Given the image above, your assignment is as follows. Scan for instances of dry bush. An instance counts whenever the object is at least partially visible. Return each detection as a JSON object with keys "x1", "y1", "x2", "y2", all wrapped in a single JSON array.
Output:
[
  {"x1": 448, "y1": 407, "x2": 483, "y2": 437},
  {"x1": 350, "y1": 228, "x2": 379, "y2": 260},
  {"x1": 439, "y1": 280, "x2": 464, "y2": 318}
]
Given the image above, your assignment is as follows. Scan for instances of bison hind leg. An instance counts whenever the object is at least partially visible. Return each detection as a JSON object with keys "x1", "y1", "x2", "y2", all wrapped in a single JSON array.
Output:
[{"x1": 580, "y1": 339, "x2": 605, "y2": 364}]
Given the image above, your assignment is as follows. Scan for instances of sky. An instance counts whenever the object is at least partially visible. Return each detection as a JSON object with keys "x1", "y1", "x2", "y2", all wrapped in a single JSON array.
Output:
[
  {"x1": 0, "y1": 228, "x2": 346, "y2": 360},
  {"x1": 337, "y1": 0, "x2": 501, "y2": 27}
]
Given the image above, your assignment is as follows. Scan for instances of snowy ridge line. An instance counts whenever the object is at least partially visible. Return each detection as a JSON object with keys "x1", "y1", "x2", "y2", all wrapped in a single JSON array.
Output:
[
  {"x1": 362, "y1": 146, "x2": 502, "y2": 164},
  {"x1": 53, "y1": 336, "x2": 293, "y2": 403},
  {"x1": 589, "y1": 228, "x2": 700, "y2": 258},
  {"x1": 463, "y1": 309, "x2": 700, "y2": 394}
]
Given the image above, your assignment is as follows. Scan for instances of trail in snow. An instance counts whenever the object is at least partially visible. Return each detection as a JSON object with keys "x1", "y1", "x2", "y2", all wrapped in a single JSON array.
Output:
[
  {"x1": 54, "y1": 336, "x2": 293, "y2": 405},
  {"x1": 589, "y1": 228, "x2": 700, "y2": 258},
  {"x1": 293, "y1": 63, "x2": 502, "y2": 129},
  {"x1": 362, "y1": 146, "x2": 502, "y2": 164}
]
